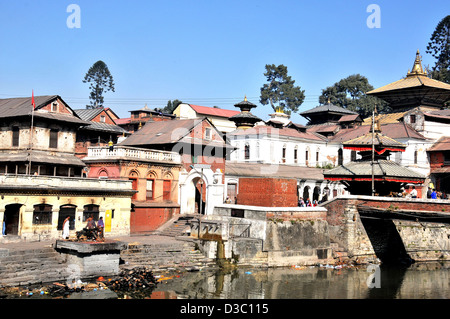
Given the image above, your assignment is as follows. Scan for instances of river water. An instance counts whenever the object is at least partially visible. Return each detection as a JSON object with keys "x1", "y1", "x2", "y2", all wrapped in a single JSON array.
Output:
[
  {"x1": 150, "y1": 262, "x2": 450, "y2": 299},
  {"x1": 2, "y1": 262, "x2": 449, "y2": 299}
]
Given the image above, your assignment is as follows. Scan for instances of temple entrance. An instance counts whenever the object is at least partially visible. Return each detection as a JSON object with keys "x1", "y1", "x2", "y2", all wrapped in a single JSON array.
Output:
[
  {"x1": 3, "y1": 204, "x2": 21, "y2": 236},
  {"x1": 193, "y1": 177, "x2": 206, "y2": 215}
]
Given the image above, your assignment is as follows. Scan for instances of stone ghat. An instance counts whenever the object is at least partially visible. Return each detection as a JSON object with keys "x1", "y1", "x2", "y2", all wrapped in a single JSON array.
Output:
[
  {"x1": 119, "y1": 239, "x2": 217, "y2": 272},
  {"x1": 0, "y1": 238, "x2": 216, "y2": 288}
]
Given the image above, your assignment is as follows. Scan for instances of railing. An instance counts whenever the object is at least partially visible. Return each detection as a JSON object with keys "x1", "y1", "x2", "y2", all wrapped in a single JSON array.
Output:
[
  {"x1": 86, "y1": 146, "x2": 181, "y2": 164},
  {"x1": 229, "y1": 222, "x2": 251, "y2": 238}
]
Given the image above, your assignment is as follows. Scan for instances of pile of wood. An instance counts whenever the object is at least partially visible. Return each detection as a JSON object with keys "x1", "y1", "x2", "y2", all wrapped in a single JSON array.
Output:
[{"x1": 108, "y1": 267, "x2": 157, "y2": 291}]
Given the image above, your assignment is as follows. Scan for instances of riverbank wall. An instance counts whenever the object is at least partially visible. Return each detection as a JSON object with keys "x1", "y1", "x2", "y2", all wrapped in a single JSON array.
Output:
[
  {"x1": 189, "y1": 204, "x2": 335, "y2": 267},
  {"x1": 323, "y1": 195, "x2": 450, "y2": 263}
]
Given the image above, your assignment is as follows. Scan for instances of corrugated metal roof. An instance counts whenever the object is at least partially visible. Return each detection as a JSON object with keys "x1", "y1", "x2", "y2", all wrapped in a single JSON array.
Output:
[
  {"x1": 226, "y1": 162, "x2": 325, "y2": 180},
  {"x1": 74, "y1": 108, "x2": 105, "y2": 121},
  {"x1": 324, "y1": 160, "x2": 425, "y2": 180},
  {"x1": 189, "y1": 104, "x2": 240, "y2": 118},
  {"x1": 229, "y1": 125, "x2": 324, "y2": 141},
  {"x1": 300, "y1": 102, "x2": 357, "y2": 116},
  {"x1": 119, "y1": 118, "x2": 231, "y2": 148},
  {"x1": 0, "y1": 150, "x2": 85, "y2": 166},
  {"x1": 343, "y1": 132, "x2": 407, "y2": 148},
  {"x1": 0, "y1": 95, "x2": 88, "y2": 125},
  {"x1": 428, "y1": 136, "x2": 450, "y2": 152},
  {"x1": 329, "y1": 122, "x2": 426, "y2": 144}
]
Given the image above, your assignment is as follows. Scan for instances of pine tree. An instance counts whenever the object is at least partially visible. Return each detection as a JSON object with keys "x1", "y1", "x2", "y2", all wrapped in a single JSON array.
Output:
[{"x1": 83, "y1": 60, "x2": 115, "y2": 108}]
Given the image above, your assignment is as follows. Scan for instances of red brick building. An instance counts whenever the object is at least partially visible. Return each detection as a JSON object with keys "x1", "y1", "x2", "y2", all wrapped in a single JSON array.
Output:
[
  {"x1": 427, "y1": 136, "x2": 450, "y2": 197},
  {"x1": 120, "y1": 117, "x2": 233, "y2": 215}
]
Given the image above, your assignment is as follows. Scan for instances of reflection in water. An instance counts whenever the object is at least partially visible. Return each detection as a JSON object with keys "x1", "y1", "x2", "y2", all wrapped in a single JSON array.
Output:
[{"x1": 152, "y1": 262, "x2": 450, "y2": 299}]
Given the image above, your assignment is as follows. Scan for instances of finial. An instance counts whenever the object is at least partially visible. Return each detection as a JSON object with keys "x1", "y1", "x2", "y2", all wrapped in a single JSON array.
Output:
[
  {"x1": 244, "y1": 96, "x2": 247, "y2": 102},
  {"x1": 407, "y1": 49, "x2": 427, "y2": 77},
  {"x1": 327, "y1": 98, "x2": 331, "y2": 104}
]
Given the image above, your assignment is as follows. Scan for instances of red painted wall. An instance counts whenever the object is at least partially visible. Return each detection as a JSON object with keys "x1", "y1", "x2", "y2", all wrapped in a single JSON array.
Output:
[{"x1": 130, "y1": 206, "x2": 180, "y2": 234}]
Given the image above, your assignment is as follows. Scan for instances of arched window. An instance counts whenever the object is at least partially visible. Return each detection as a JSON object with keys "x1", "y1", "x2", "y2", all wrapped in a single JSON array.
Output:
[
  {"x1": 282, "y1": 144, "x2": 287, "y2": 163},
  {"x1": 338, "y1": 148, "x2": 343, "y2": 165},
  {"x1": 129, "y1": 170, "x2": 139, "y2": 199},
  {"x1": 294, "y1": 145, "x2": 298, "y2": 163},
  {"x1": 146, "y1": 171, "x2": 157, "y2": 200},
  {"x1": 244, "y1": 143, "x2": 250, "y2": 160},
  {"x1": 163, "y1": 172, "x2": 173, "y2": 201}
]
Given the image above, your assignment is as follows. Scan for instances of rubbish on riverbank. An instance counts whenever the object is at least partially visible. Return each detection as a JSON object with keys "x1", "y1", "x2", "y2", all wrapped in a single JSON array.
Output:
[{"x1": 108, "y1": 267, "x2": 157, "y2": 291}]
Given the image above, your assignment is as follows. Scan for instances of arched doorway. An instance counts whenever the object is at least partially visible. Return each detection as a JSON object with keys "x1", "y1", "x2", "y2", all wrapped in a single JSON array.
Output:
[
  {"x1": 313, "y1": 186, "x2": 320, "y2": 203},
  {"x1": 193, "y1": 177, "x2": 206, "y2": 215},
  {"x1": 3, "y1": 204, "x2": 21, "y2": 236},
  {"x1": 57, "y1": 204, "x2": 76, "y2": 231},
  {"x1": 302, "y1": 186, "x2": 311, "y2": 202}
]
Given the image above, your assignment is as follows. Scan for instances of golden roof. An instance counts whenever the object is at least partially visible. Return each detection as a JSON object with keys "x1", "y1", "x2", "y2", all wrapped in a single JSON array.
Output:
[{"x1": 367, "y1": 50, "x2": 450, "y2": 95}]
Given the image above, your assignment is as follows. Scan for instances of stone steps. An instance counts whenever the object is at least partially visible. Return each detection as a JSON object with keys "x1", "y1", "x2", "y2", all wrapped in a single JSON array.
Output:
[
  {"x1": 154, "y1": 215, "x2": 200, "y2": 237},
  {"x1": 120, "y1": 240, "x2": 216, "y2": 271},
  {"x1": 0, "y1": 247, "x2": 67, "y2": 287}
]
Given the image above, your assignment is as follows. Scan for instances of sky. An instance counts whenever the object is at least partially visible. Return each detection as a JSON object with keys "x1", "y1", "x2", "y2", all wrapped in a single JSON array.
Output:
[{"x1": 0, "y1": 0, "x2": 448, "y2": 125}]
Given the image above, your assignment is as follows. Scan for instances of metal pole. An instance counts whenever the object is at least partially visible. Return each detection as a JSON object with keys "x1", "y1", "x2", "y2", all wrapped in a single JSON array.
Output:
[
  {"x1": 371, "y1": 105, "x2": 375, "y2": 196},
  {"x1": 28, "y1": 104, "x2": 35, "y2": 175}
]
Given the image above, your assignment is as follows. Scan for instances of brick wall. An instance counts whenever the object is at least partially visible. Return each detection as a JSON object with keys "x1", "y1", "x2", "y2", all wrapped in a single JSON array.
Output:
[{"x1": 237, "y1": 177, "x2": 298, "y2": 207}]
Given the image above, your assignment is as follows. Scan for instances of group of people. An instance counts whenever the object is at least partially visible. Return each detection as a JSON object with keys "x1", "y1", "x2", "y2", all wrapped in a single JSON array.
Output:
[
  {"x1": 427, "y1": 187, "x2": 446, "y2": 200},
  {"x1": 62, "y1": 215, "x2": 105, "y2": 240},
  {"x1": 298, "y1": 197, "x2": 319, "y2": 207}
]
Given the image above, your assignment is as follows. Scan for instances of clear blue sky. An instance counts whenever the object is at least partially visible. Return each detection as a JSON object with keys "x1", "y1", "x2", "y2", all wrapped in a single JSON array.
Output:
[{"x1": 0, "y1": 0, "x2": 448, "y2": 124}]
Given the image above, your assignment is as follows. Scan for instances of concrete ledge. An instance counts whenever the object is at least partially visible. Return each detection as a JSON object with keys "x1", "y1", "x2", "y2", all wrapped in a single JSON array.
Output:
[{"x1": 54, "y1": 240, "x2": 127, "y2": 254}]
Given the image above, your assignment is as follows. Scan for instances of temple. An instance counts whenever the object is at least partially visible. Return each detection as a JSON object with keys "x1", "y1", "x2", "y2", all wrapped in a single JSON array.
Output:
[
  {"x1": 228, "y1": 97, "x2": 262, "y2": 130},
  {"x1": 367, "y1": 50, "x2": 450, "y2": 110},
  {"x1": 323, "y1": 120, "x2": 425, "y2": 196}
]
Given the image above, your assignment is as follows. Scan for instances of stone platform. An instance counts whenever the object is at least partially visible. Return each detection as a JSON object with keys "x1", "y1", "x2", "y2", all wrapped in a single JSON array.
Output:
[{"x1": 54, "y1": 240, "x2": 127, "y2": 279}]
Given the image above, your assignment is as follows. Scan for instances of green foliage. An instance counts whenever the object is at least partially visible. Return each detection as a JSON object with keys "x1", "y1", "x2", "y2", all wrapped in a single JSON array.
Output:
[
  {"x1": 426, "y1": 15, "x2": 450, "y2": 84},
  {"x1": 260, "y1": 64, "x2": 305, "y2": 115},
  {"x1": 163, "y1": 99, "x2": 182, "y2": 113},
  {"x1": 319, "y1": 74, "x2": 389, "y2": 118},
  {"x1": 83, "y1": 60, "x2": 115, "y2": 109}
]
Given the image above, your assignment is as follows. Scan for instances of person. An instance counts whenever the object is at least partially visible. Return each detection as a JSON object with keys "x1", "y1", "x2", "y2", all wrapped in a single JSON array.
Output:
[
  {"x1": 431, "y1": 189, "x2": 437, "y2": 199},
  {"x1": 305, "y1": 198, "x2": 311, "y2": 207},
  {"x1": 62, "y1": 216, "x2": 70, "y2": 239},
  {"x1": 298, "y1": 197, "x2": 305, "y2": 207},
  {"x1": 108, "y1": 140, "x2": 114, "y2": 152},
  {"x1": 410, "y1": 186, "x2": 417, "y2": 198},
  {"x1": 427, "y1": 187, "x2": 432, "y2": 199},
  {"x1": 97, "y1": 216, "x2": 104, "y2": 240},
  {"x1": 86, "y1": 215, "x2": 96, "y2": 229}
]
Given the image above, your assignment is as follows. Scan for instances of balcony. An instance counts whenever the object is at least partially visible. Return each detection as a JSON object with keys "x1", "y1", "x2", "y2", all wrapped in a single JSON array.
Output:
[
  {"x1": 0, "y1": 174, "x2": 134, "y2": 196},
  {"x1": 83, "y1": 146, "x2": 181, "y2": 165}
]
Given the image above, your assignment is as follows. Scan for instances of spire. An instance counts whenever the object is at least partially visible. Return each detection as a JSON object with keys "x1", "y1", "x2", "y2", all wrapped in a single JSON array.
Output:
[{"x1": 407, "y1": 49, "x2": 427, "y2": 77}]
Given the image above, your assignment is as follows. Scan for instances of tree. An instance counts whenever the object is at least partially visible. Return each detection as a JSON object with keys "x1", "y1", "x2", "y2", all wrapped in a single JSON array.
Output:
[
  {"x1": 83, "y1": 60, "x2": 115, "y2": 108},
  {"x1": 426, "y1": 15, "x2": 450, "y2": 84},
  {"x1": 163, "y1": 99, "x2": 182, "y2": 114},
  {"x1": 318, "y1": 74, "x2": 389, "y2": 118},
  {"x1": 260, "y1": 64, "x2": 305, "y2": 115}
]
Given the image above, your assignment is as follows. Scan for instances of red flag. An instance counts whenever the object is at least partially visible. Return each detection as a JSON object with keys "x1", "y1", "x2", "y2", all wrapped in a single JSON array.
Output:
[{"x1": 31, "y1": 90, "x2": 35, "y2": 109}]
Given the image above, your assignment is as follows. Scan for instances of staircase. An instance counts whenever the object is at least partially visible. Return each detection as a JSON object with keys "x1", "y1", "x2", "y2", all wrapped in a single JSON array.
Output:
[
  {"x1": 154, "y1": 214, "x2": 200, "y2": 237},
  {"x1": 120, "y1": 240, "x2": 216, "y2": 271},
  {"x1": 0, "y1": 247, "x2": 67, "y2": 287}
]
